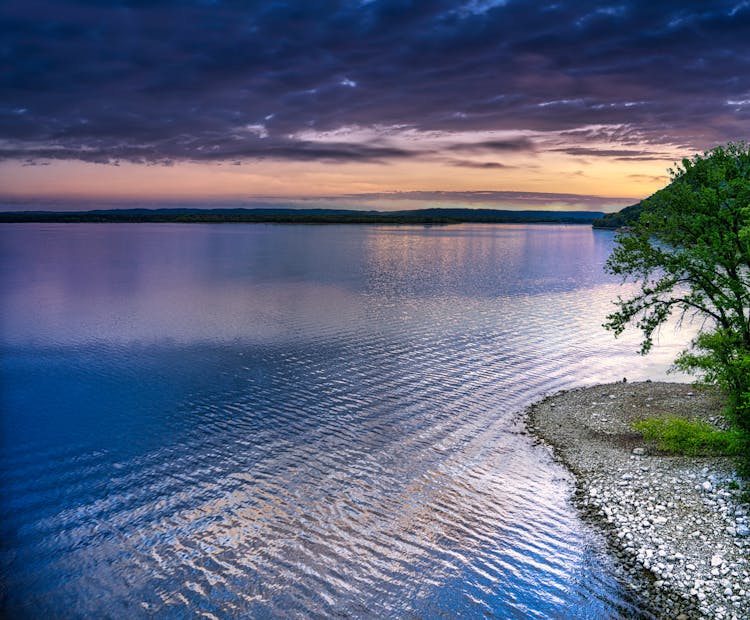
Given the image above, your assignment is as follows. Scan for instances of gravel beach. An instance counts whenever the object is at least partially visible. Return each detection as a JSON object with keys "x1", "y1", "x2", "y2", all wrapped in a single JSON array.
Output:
[{"x1": 526, "y1": 381, "x2": 750, "y2": 619}]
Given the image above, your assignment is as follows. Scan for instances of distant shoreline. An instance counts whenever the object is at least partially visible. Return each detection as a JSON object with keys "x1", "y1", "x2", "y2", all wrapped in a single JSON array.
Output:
[{"x1": 0, "y1": 207, "x2": 604, "y2": 226}]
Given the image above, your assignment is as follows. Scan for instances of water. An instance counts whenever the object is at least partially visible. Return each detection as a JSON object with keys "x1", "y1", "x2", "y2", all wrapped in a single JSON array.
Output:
[{"x1": 0, "y1": 223, "x2": 690, "y2": 619}]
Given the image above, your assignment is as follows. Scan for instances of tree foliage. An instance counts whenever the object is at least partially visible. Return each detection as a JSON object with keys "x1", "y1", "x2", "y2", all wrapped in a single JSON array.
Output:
[
  {"x1": 591, "y1": 201, "x2": 644, "y2": 229},
  {"x1": 604, "y1": 143, "x2": 750, "y2": 455}
]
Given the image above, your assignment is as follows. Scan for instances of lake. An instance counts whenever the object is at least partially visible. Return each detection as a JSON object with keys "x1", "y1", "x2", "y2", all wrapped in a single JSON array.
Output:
[{"x1": 0, "y1": 223, "x2": 688, "y2": 618}]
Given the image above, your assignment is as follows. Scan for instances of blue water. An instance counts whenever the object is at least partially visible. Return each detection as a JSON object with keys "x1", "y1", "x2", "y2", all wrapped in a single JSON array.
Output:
[{"x1": 0, "y1": 223, "x2": 687, "y2": 618}]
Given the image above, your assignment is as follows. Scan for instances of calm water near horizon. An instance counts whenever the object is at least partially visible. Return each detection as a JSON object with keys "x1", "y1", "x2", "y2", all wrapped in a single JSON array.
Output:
[{"x1": 0, "y1": 223, "x2": 691, "y2": 619}]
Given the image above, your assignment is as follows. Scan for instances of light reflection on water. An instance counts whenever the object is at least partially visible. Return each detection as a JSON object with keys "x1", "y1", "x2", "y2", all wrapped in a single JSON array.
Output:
[{"x1": 0, "y1": 224, "x2": 691, "y2": 618}]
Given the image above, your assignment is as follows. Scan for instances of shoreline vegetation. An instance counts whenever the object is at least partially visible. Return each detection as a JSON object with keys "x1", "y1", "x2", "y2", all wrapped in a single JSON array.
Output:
[
  {"x1": 526, "y1": 381, "x2": 750, "y2": 620},
  {"x1": 0, "y1": 207, "x2": 603, "y2": 225},
  {"x1": 591, "y1": 202, "x2": 643, "y2": 229}
]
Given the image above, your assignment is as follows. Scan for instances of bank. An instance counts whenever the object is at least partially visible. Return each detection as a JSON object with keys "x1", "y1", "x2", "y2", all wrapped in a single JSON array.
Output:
[{"x1": 525, "y1": 381, "x2": 750, "y2": 620}]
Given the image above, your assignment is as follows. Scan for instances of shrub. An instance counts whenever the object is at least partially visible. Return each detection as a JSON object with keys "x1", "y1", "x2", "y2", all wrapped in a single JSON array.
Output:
[{"x1": 631, "y1": 416, "x2": 744, "y2": 457}]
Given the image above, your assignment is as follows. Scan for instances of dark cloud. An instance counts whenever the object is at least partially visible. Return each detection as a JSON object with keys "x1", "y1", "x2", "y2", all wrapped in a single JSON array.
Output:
[
  {"x1": 449, "y1": 137, "x2": 536, "y2": 153},
  {"x1": 2, "y1": 0, "x2": 749, "y2": 165},
  {"x1": 449, "y1": 160, "x2": 511, "y2": 169},
  {"x1": 0, "y1": 138, "x2": 419, "y2": 164},
  {"x1": 555, "y1": 147, "x2": 670, "y2": 158},
  {"x1": 615, "y1": 155, "x2": 674, "y2": 161},
  {"x1": 628, "y1": 173, "x2": 668, "y2": 182},
  {"x1": 336, "y1": 190, "x2": 635, "y2": 208}
]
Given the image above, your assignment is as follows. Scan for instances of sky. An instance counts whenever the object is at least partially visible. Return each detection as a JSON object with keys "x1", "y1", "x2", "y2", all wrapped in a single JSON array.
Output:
[{"x1": 1, "y1": 0, "x2": 749, "y2": 212}]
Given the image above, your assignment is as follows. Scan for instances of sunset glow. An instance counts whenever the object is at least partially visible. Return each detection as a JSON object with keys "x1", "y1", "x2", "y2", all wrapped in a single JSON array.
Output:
[{"x1": 1, "y1": 1, "x2": 748, "y2": 211}]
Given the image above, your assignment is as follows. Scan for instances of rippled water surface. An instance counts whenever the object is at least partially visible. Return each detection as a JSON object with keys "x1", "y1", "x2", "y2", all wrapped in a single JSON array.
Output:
[{"x1": 1, "y1": 223, "x2": 689, "y2": 618}]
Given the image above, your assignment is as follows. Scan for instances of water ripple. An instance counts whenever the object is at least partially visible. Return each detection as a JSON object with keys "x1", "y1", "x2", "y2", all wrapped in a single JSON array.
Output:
[{"x1": 0, "y1": 224, "x2": 684, "y2": 619}]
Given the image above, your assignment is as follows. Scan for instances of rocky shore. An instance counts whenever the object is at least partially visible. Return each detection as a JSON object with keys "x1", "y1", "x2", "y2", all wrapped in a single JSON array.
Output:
[{"x1": 526, "y1": 381, "x2": 749, "y2": 619}]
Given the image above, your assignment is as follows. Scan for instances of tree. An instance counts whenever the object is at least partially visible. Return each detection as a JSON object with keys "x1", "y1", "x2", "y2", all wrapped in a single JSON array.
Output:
[{"x1": 604, "y1": 142, "x2": 750, "y2": 469}]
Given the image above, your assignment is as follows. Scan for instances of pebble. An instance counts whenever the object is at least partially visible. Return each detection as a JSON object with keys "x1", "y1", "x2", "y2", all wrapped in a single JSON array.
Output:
[
  {"x1": 527, "y1": 381, "x2": 750, "y2": 620},
  {"x1": 578, "y1": 466, "x2": 750, "y2": 619}
]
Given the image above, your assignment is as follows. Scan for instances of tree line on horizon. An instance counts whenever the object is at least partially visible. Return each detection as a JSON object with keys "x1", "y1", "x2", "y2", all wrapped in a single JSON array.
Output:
[{"x1": 0, "y1": 207, "x2": 603, "y2": 225}]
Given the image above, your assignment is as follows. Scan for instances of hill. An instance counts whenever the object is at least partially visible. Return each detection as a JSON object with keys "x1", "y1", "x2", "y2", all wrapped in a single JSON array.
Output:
[
  {"x1": 591, "y1": 202, "x2": 644, "y2": 229},
  {"x1": 0, "y1": 207, "x2": 604, "y2": 225}
]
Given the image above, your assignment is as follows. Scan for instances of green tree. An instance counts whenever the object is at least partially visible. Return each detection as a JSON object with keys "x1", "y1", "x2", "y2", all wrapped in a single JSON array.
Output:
[{"x1": 604, "y1": 142, "x2": 750, "y2": 470}]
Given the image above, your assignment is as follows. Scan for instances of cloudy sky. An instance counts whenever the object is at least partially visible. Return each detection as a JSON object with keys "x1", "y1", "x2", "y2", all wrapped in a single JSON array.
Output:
[{"x1": 1, "y1": 0, "x2": 749, "y2": 211}]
